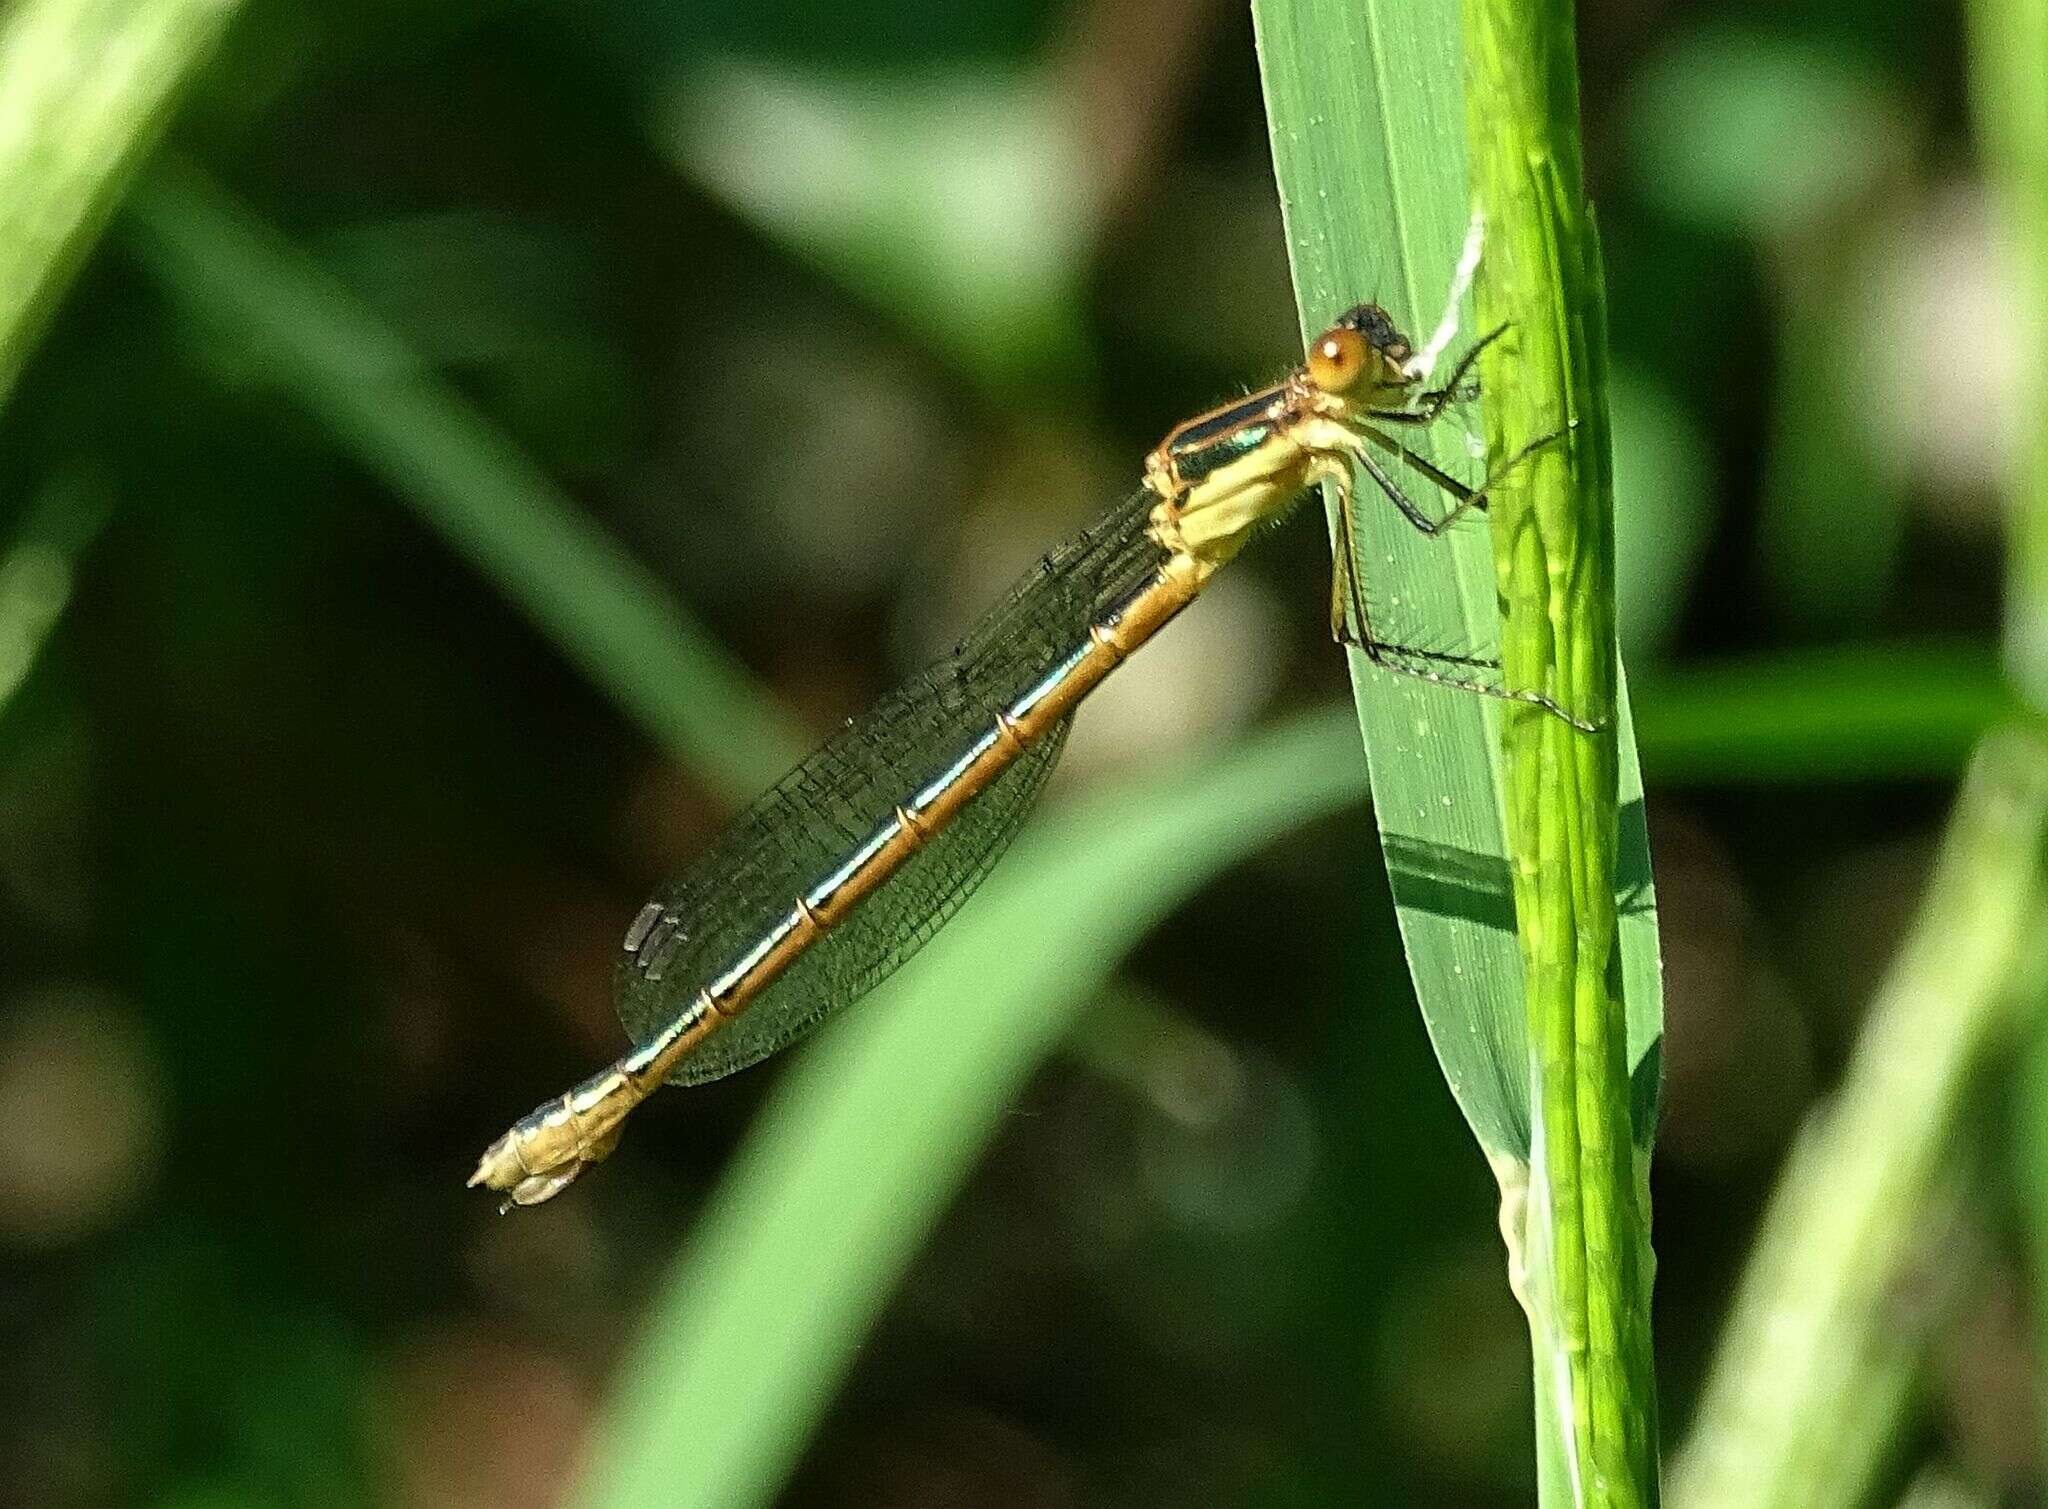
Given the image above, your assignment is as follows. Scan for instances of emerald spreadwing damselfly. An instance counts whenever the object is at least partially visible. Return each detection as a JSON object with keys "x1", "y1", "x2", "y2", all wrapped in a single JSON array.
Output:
[{"x1": 471, "y1": 302, "x2": 1591, "y2": 1208}]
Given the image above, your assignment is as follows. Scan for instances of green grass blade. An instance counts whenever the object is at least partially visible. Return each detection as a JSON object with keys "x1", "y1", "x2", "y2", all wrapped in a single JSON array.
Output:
[
  {"x1": 569, "y1": 704, "x2": 1371, "y2": 1509},
  {"x1": 1254, "y1": 0, "x2": 1663, "y2": 1499},
  {"x1": 1254, "y1": 0, "x2": 1531, "y2": 1176},
  {"x1": 0, "y1": 0, "x2": 240, "y2": 413},
  {"x1": 124, "y1": 161, "x2": 806, "y2": 802},
  {"x1": 1671, "y1": 15, "x2": 2048, "y2": 1491}
]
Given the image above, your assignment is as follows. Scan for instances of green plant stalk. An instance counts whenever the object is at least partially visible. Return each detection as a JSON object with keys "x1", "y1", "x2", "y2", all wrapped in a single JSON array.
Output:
[
  {"x1": 0, "y1": 0, "x2": 240, "y2": 413},
  {"x1": 1461, "y1": 0, "x2": 1655, "y2": 1500},
  {"x1": 1670, "y1": 725, "x2": 2048, "y2": 1509}
]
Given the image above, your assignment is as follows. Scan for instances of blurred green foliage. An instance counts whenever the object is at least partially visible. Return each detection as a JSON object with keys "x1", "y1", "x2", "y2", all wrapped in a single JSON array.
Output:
[{"x1": 0, "y1": 0, "x2": 2038, "y2": 1505}]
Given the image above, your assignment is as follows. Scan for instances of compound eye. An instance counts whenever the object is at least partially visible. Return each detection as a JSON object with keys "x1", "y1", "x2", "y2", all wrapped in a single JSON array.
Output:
[{"x1": 1307, "y1": 326, "x2": 1368, "y2": 391}]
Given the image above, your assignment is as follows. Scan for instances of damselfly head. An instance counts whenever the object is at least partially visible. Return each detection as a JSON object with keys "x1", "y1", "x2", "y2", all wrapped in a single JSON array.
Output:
[
  {"x1": 1335, "y1": 302, "x2": 1412, "y2": 362},
  {"x1": 1307, "y1": 304, "x2": 1412, "y2": 394}
]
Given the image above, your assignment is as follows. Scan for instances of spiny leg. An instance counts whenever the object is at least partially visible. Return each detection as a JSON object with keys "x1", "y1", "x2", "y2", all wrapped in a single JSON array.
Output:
[
  {"x1": 1348, "y1": 442, "x2": 1483, "y2": 537},
  {"x1": 1343, "y1": 421, "x2": 1568, "y2": 538},
  {"x1": 1365, "y1": 321, "x2": 1507, "y2": 426},
  {"x1": 1322, "y1": 460, "x2": 1495, "y2": 676},
  {"x1": 1317, "y1": 459, "x2": 1599, "y2": 732},
  {"x1": 1326, "y1": 475, "x2": 1504, "y2": 676}
]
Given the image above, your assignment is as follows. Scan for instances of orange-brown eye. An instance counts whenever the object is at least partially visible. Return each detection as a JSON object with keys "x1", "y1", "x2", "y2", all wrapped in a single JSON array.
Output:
[{"x1": 1307, "y1": 326, "x2": 1367, "y2": 391}]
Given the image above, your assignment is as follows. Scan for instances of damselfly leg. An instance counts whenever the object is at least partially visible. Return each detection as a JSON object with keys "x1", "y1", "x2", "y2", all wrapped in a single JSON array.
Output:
[
  {"x1": 1367, "y1": 321, "x2": 1505, "y2": 427},
  {"x1": 1321, "y1": 373, "x2": 1594, "y2": 731}
]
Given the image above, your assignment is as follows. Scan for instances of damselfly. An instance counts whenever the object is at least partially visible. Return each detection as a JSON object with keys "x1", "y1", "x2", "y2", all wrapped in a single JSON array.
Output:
[{"x1": 471, "y1": 303, "x2": 1588, "y2": 1207}]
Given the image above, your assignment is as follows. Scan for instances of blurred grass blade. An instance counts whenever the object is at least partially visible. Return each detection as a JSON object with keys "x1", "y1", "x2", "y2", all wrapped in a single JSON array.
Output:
[
  {"x1": 0, "y1": 0, "x2": 239, "y2": 413},
  {"x1": 125, "y1": 161, "x2": 805, "y2": 802},
  {"x1": 655, "y1": 61, "x2": 1092, "y2": 388},
  {"x1": 0, "y1": 472, "x2": 113, "y2": 721},
  {"x1": 1633, "y1": 644, "x2": 2016, "y2": 783},
  {"x1": 1610, "y1": 365, "x2": 1713, "y2": 660},
  {"x1": 571, "y1": 705, "x2": 1369, "y2": 1509},
  {"x1": 1672, "y1": 726, "x2": 2048, "y2": 1509},
  {"x1": 1968, "y1": 0, "x2": 2048, "y2": 1471},
  {"x1": 1900, "y1": 1466, "x2": 1998, "y2": 1509},
  {"x1": 1755, "y1": 266, "x2": 1910, "y2": 633}
]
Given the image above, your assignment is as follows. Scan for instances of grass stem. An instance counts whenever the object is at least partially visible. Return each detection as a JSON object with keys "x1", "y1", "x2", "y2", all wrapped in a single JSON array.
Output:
[{"x1": 1460, "y1": 0, "x2": 1658, "y2": 1498}]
